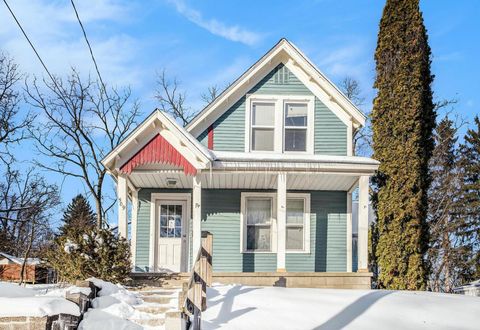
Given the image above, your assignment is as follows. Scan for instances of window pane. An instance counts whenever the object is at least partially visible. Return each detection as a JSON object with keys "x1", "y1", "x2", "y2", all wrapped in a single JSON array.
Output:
[
  {"x1": 247, "y1": 226, "x2": 271, "y2": 251},
  {"x1": 287, "y1": 199, "x2": 304, "y2": 225},
  {"x1": 286, "y1": 227, "x2": 304, "y2": 250},
  {"x1": 252, "y1": 103, "x2": 275, "y2": 126},
  {"x1": 246, "y1": 199, "x2": 271, "y2": 225},
  {"x1": 285, "y1": 103, "x2": 307, "y2": 127},
  {"x1": 252, "y1": 128, "x2": 274, "y2": 151},
  {"x1": 284, "y1": 128, "x2": 306, "y2": 151}
]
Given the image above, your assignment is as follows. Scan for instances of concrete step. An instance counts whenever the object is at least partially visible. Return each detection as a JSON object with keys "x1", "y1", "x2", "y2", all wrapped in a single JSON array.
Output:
[
  {"x1": 134, "y1": 304, "x2": 171, "y2": 314},
  {"x1": 139, "y1": 290, "x2": 179, "y2": 297},
  {"x1": 142, "y1": 295, "x2": 176, "y2": 304},
  {"x1": 131, "y1": 317, "x2": 165, "y2": 327}
]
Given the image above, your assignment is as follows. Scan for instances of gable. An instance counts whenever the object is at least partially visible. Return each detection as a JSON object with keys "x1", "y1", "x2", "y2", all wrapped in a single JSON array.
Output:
[{"x1": 198, "y1": 64, "x2": 348, "y2": 156}]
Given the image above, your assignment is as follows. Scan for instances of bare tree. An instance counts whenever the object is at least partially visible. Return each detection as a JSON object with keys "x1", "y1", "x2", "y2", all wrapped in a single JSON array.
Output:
[
  {"x1": 0, "y1": 167, "x2": 58, "y2": 283},
  {"x1": 201, "y1": 85, "x2": 220, "y2": 105},
  {"x1": 26, "y1": 69, "x2": 140, "y2": 227},
  {"x1": 0, "y1": 52, "x2": 32, "y2": 163},
  {"x1": 339, "y1": 77, "x2": 371, "y2": 156},
  {"x1": 155, "y1": 69, "x2": 193, "y2": 126}
]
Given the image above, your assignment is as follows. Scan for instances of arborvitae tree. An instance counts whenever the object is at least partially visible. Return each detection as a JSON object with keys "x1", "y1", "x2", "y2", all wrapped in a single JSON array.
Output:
[
  {"x1": 59, "y1": 194, "x2": 96, "y2": 236},
  {"x1": 371, "y1": 0, "x2": 435, "y2": 290},
  {"x1": 456, "y1": 116, "x2": 480, "y2": 283},
  {"x1": 427, "y1": 117, "x2": 462, "y2": 292}
]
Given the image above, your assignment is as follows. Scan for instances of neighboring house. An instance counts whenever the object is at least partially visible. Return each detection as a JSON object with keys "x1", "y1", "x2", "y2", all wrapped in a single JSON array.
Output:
[
  {"x1": 453, "y1": 280, "x2": 480, "y2": 297},
  {"x1": 102, "y1": 39, "x2": 379, "y2": 288},
  {"x1": 0, "y1": 252, "x2": 47, "y2": 283}
]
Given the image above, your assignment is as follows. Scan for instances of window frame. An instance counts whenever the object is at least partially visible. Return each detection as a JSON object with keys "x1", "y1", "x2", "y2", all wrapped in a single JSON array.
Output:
[
  {"x1": 245, "y1": 94, "x2": 314, "y2": 154},
  {"x1": 250, "y1": 101, "x2": 276, "y2": 152},
  {"x1": 285, "y1": 193, "x2": 311, "y2": 254},
  {"x1": 240, "y1": 192, "x2": 277, "y2": 253}
]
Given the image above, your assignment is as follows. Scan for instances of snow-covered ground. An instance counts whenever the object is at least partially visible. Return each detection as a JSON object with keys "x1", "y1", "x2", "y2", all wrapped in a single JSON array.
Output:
[{"x1": 203, "y1": 284, "x2": 480, "y2": 330}]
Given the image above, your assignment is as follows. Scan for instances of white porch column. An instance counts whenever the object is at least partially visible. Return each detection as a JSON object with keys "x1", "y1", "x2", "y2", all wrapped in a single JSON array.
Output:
[
  {"x1": 130, "y1": 189, "x2": 139, "y2": 268},
  {"x1": 346, "y1": 190, "x2": 353, "y2": 272},
  {"x1": 276, "y1": 172, "x2": 287, "y2": 272},
  {"x1": 192, "y1": 174, "x2": 202, "y2": 256},
  {"x1": 117, "y1": 174, "x2": 129, "y2": 239},
  {"x1": 357, "y1": 175, "x2": 370, "y2": 272}
]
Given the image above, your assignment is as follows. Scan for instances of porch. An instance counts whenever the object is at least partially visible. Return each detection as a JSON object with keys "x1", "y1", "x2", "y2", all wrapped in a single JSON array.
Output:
[{"x1": 115, "y1": 151, "x2": 376, "y2": 281}]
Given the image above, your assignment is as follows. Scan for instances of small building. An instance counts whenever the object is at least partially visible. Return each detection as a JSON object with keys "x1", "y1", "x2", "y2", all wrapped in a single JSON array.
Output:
[
  {"x1": 453, "y1": 280, "x2": 480, "y2": 297},
  {"x1": 102, "y1": 39, "x2": 380, "y2": 289},
  {"x1": 0, "y1": 252, "x2": 47, "y2": 283}
]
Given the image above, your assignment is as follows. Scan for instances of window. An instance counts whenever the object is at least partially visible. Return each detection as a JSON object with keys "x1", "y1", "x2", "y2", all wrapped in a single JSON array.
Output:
[
  {"x1": 284, "y1": 103, "x2": 308, "y2": 152},
  {"x1": 251, "y1": 102, "x2": 275, "y2": 151},
  {"x1": 286, "y1": 199, "x2": 305, "y2": 250},
  {"x1": 245, "y1": 198, "x2": 272, "y2": 251},
  {"x1": 159, "y1": 204, "x2": 182, "y2": 238}
]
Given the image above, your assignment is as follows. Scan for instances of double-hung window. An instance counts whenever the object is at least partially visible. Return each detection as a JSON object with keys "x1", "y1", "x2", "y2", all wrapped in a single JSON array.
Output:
[
  {"x1": 284, "y1": 103, "x2": 308, "y2": 152},
  {"x1": 245, "y1": 198, "x2": 273, "y2": 251},
  {"x1": 286, "y1": 198, "x2": 305, "y2": 251},
  {"x1": 251, "y1": 102, "x2": 275, "y2": 151}
]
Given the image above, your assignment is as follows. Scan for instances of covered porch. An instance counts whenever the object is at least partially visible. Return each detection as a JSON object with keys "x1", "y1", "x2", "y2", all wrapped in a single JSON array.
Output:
[{"x1": 116, "y1": 151, "x2": 377, "y2": 277}]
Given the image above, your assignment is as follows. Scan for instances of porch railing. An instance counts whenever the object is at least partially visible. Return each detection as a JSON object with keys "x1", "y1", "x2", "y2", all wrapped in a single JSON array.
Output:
[{"x1": 181, "y1": 231, "x2": 213, "y2": 330}]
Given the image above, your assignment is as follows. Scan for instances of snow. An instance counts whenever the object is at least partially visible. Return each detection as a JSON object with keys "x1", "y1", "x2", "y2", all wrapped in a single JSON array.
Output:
[
  {"x1": 79, "y1": 309, "x2": 142, "y2": 330},
  {"x1": 0, "y1": 282, "x2": 36, "y2": 297},
  {"x1": 0, "y1": 252, "x2": 41, "y2": 265},
  {"x1": 64, "y1": 239, "x2": 79, "y2": 254},
  {"x1": 202, "y1": 285, "x2": 480, "y2": 330}
]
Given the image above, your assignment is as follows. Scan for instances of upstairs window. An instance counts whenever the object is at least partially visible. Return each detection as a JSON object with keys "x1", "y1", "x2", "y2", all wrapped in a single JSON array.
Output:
[
  {"x1": 284, "y1": 103, "x2": 308, "y2": 152},
  {"x1": 251, "y1": 102, "x2": 275, "y2": 151}
]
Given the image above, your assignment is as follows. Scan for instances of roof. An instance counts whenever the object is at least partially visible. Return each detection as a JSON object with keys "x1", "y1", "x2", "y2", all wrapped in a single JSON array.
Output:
[
  {"x1": 186, "y1": 38, "x2": 367, "y2": 137},
  {"x1": 0, "y1": 252, "x2": 41, "y2": 265}
]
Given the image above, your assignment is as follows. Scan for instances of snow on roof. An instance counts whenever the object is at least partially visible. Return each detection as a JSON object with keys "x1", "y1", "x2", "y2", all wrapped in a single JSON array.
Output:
[{"x1": 0, "y1": 252, "x2": 41, "y2": 265}]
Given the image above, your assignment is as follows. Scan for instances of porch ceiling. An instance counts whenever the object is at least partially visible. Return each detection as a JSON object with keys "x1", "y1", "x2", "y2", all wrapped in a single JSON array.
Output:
[{"x1": 128, "y1": 170, "x2": 359, "y2": 191}]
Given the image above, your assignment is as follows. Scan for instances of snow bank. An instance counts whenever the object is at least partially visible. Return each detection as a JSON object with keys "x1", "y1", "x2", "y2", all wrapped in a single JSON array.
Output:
[
  {"x1": 78, "y1": 309, "x2": 142, "y2": 330},
  {"x1": 0, "y1": 296, "x2": 80, "y2": 317},
  {"x1": 203, "y1": 285, "x2": 480, "y2": 330},
  {"x1": 0, "y1": 282, "x2": 36, "y2": 298},
  {"x1": 78, "y1": 278, "x2": 148, "y2": 330}
]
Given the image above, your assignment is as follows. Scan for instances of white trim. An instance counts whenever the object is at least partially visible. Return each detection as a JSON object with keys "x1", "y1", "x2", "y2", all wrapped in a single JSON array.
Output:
[
  {"x1": 117, "y1": 175, "x2": 128, "y2": 239},
  {"x1": 240, "y1": 192, "x2": 278, "y2": 253},
  {"x1": 245, "y1": 94, "x2": 315, "y2": 154},
  {"x1": 187, "y1": 39, "x2": 366, "y2": 137},
  {"x1": 149, "y1": 192, "x2": 191, "y2": 272},
  {"x1": 347, "y1": 118, "x2": 353, "y2": 156},
  {"x1": 357, "y1": 176, "x2": 369, "y2": 272},
  {"x1": 285, "y1": 193, "x2": 311, "y2": 254},
  {"x1": 276, "y1": 173, "x2": 287, "y2": 271},
  {"x1": 192, "y1": 174, "x2": 202, "y2": 257},
  {"x1": 131, "y1": 189, "x2": 139, "y2": 269},
  {"x1": 346, "y1": 191, "x2": 353, "y2": 272}
]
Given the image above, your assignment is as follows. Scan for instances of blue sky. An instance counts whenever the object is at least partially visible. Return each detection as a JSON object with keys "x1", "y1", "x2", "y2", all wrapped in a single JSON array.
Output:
[{"x1": 1, "y1": 0, "x2": 479, "y2": 222}]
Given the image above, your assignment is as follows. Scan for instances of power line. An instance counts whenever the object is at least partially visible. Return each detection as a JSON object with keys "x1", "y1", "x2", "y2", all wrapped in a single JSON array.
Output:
[
  {"x1": 69, "y1": 0, "x2": 109, "y2": 96},
  {"x1": 2, "y1": 0, "x2": 60, "y2": 91}
]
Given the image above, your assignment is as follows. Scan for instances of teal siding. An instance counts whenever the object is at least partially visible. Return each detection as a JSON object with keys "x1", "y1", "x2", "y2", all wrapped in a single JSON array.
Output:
[
  {"x1": 211, "y1": 97, "x2": 245, "y2": 152},
  {"x1": 196, "y1": 64, "x2": 347, "y2": 155},
  {"x1": 286, "y1": 191, "x2": 347, "y2": 272},
  {"x1": 314, "y1": 99, "x2": 347, "y2": 155},
  {"x1": 135, "y1": 188, "x2": 347, "y2": 272},
  {"x1": 135, "y1": 188, "x2": 191, "y2": 272}
]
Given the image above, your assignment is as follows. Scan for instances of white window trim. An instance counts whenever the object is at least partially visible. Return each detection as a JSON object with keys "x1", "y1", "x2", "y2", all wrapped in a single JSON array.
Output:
[
  {"x1": 240, "y1": 192, "x2": 277, "y2": 253},
  {"x1": 285, "y1": 193, "x2": 311, "y2": 254},
  {"x1": 245, "y1": 94, "x2": 315, "y2": 154}
]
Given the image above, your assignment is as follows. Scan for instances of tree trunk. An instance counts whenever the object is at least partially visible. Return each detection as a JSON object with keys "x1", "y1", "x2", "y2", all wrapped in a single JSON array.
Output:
[{"x1": 19, "y1": 221, "x2": 35, "y2": 285}]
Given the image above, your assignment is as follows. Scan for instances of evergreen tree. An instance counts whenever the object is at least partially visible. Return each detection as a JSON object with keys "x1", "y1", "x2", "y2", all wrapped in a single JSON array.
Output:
[
  {"x1": 427, "y1": 117, "x2": 462, "y2": 292},
  {"x1": 456, "y1": 116, "x2": 480, "y2": 283},
  {"x1": 59, "y1": 194, "x2": 96, "y2": 236},
  {"x1": 371, "y1": 0, "x2": 435, "y2": 290}
]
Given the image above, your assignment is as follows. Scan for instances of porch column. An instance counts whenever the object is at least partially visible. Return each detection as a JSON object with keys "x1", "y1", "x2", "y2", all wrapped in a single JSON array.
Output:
[
  {"x1": 276, "y1": 172, "x2": 287, "y2": 272},
  {"x1": 192, "y1": 174, "x2": 202, "y2": 256},
  {"x1": 346, "y1": 189, "x2": 353, "y2": 272},
  {"x1": 117, "y1": 174, "x2": 128, "y2": 239},
  {"x1": 357, "y1": 175, "x2": 369, "y2": 272},
  {"x1": 130, "y1": 189, "x2": 139, "y2": 268}
]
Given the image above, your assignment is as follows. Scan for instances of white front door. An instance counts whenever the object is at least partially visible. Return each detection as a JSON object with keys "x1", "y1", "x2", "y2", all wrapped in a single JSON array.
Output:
[{"x1": 157, "y1": 200, "x2": 186, "y2": 272}]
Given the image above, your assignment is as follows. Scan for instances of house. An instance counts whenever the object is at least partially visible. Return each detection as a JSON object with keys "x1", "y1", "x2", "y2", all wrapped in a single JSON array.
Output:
[
  {"x1": 453, "y1": 280, "x2": 480, "y2": 297},
  {"x1": 0, "y1": 252, "x2": 48, "y2": 283},
  {"x1": 102, "y1": 39, "x2": 379, "y2": 289}
]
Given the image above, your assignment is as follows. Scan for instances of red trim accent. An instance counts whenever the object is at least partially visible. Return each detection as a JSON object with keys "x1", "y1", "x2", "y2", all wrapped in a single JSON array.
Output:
[
  {"x1": 119, "y1": 134, "x2": 197, "y2": 176},
  {"x1": 207, "y1": 125, "x2": 214, "y2": 150}
]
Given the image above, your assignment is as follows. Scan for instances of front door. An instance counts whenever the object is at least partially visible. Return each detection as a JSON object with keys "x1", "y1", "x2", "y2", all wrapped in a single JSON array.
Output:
[{"x1": 157, "y1": 200, "x2": 186, "y2": 272}]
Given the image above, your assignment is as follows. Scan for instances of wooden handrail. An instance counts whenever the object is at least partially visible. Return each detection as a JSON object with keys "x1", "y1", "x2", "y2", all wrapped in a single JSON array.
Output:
[{"x1": 182, "y1": 231, "x2": 213, "y2": 330}]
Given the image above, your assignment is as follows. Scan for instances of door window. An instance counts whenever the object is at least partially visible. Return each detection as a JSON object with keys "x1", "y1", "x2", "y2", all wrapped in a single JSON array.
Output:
[{"x1": 159, "y1": 204, "x2": 182, "y2": 238}]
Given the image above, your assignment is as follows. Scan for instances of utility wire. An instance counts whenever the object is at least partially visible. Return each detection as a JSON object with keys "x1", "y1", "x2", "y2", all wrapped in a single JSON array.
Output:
[
  {"x1": 70, "y1": 0, "x2": 109, "y2": 98},
  {"x1": 2, "y1": 0, "x2": 61, "y2": 91}
]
